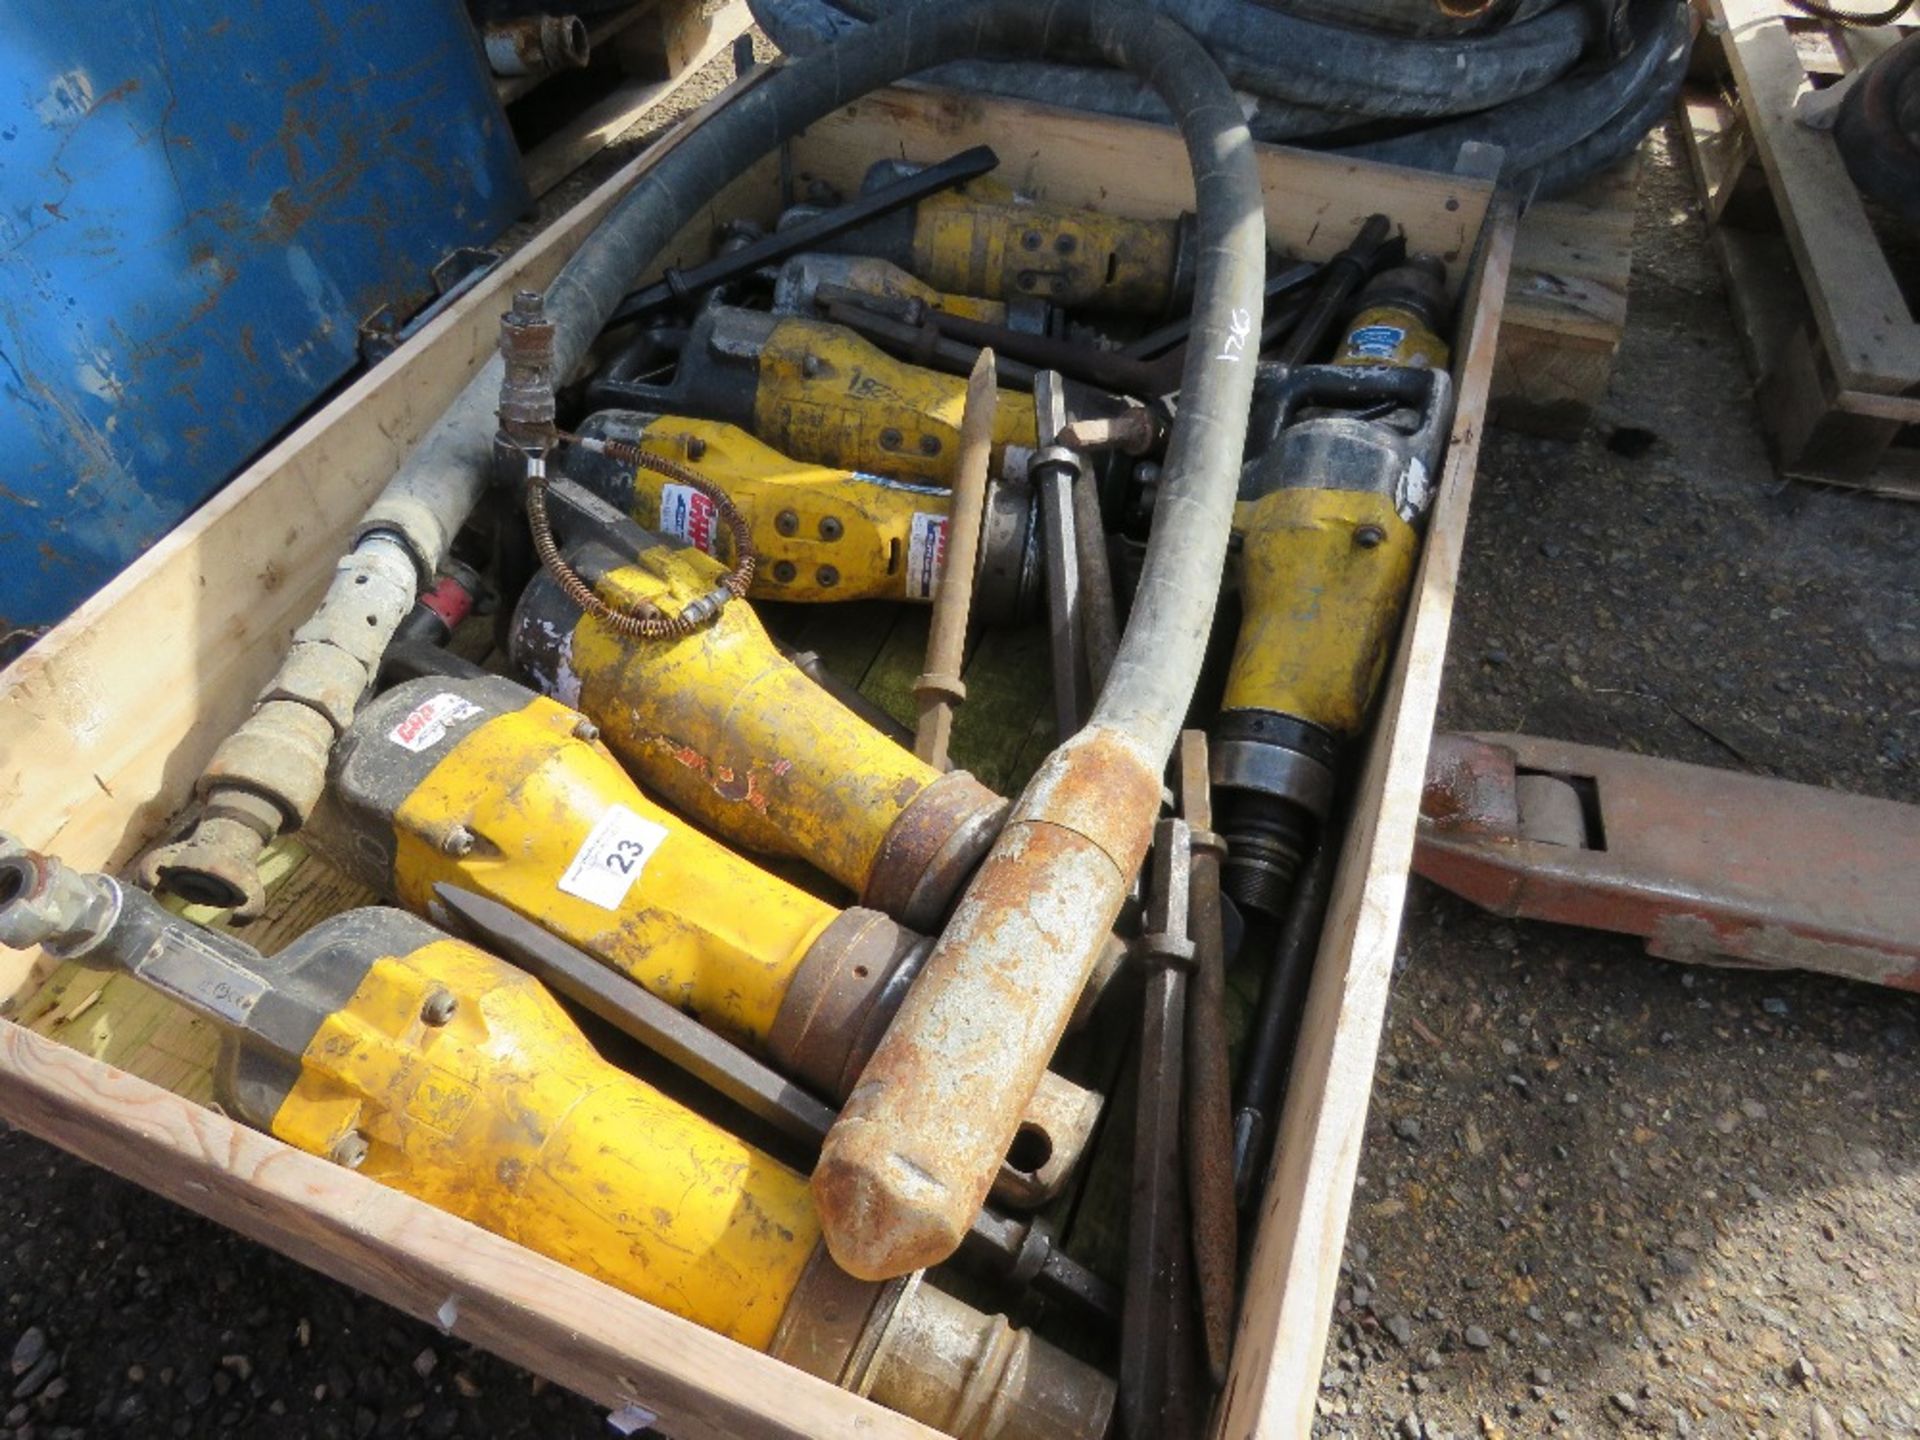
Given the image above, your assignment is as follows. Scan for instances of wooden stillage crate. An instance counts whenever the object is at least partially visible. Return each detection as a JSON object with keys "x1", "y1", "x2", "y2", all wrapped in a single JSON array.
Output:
[{"x1": 0, "y1": 81, "x2": 1513, "y2": 1439}]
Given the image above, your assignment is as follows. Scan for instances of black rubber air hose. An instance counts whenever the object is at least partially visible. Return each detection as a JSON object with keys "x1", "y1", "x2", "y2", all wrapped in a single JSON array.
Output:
[
  {"x1": 1252, "y1": 0, "x2": 1564, "y2": 37},
  {"x1": 757, "y1": 0, "x2": 1598, "y2": 119},
  {"x1": 1835, "y1": 31, "x2": 1920, "y2": 223},
  {"x1": 1332, "y1": 0, "x2": 1686, "y2": 176},
  {"x1": 752, "y1": 0, "x2": 1686, "y2": 190},
  {"x1": 1511, "y1": 0, "x2": 1689, "y2": 196}
]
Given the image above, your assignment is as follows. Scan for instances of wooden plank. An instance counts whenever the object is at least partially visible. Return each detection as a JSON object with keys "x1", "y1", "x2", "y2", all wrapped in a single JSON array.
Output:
[
  {"x1": 1711, "y1": 222, "x2": 1805, "y2": 386},
  {"x1": 1490, "y1": 150, "x2": 1639, "y2": 437},
  {"x1": 1766, "y1": 323, "x2": 1913, "y2": 487},
  {"x1": 0, "y1": 1024, "x2": 938, "y2": 1440},
  {"x1": 1680, "y1": 82, "x2": 1760, "y2": 225},
  {"x1": 1506, "y1": 154, "x2": 1638, "y2": 349},
  {"x1": 0, "y1": 70, "x2": 768, "y2": 1005},
  {"x1": 1704, "y1": 212, "x2": 1920, "y2": 499},
  {"x1": 1713, "y1": 0, "x2": 1920, "y2": 394},
  {"x1": 521, "y1": 0, "x2": 754, "y2": 196},
  {"x1": 790, "y1": 90, "x2": 1494, "y2": 284},
  {"x1": 1217, "y1": 196, "x2": 1518, "y2": 1440}
]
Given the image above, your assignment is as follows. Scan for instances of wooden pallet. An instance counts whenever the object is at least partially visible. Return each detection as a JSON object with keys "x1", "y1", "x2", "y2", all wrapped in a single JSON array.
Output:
[
  {"x1": 1681, "y1": 0, "x2": 1920, "y2": 497},
  {"x1": 507, "y1": 0, "x2": 753, "y2": 197},
  {"x1": 1489, "y1": 149, "x2": 1643, "y2": 439}
]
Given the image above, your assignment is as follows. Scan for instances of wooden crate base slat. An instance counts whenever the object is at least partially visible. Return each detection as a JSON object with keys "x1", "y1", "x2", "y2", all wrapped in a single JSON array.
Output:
[{"x1": 1490, "y1": 151, "x2": 1643, "y2": 439}]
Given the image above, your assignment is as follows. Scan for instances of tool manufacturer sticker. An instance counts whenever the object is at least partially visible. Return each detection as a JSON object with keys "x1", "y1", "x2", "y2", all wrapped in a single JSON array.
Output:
[
  {"x1": 558, "y1": 805, "x2": 670, "y2": 910},
  {"x1": 1344, "y1": 323, "x2": 1407, "y2": 360},
  {"x1": 388, "y1": 693, "x2": 483, "y2": 753},
  {"x1": 907, "y1": 511, "x2": 948, "y2": 600},
  {"x1": 134, "y1": 931, "x2": 268, "y2": 1026},
  {"x1": 658, "y1": 483, "x2": 719, "y2": 556}
]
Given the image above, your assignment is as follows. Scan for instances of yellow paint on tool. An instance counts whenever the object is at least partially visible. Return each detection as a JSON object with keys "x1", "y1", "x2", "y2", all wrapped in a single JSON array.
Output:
[
  {"x1": 753, "y1": 315, "x2": 1035, "y2": 485},
  {"x1": 567, "y1": 552, "x2": 943, "y2": 895},
  {"x1": 388, "y1": 694, "x2": 838, "y2": 1043},
  {"x1": 814, "y1": 254, "x2": 1010, "y2": 325},
  {"x1": 270, "y1": 938, "x2": 819, "y2": 1348},
  {"x1": 1333, "y1": 301, "x2": 1452, "y2": 371},
  {"x1": 629, "y1": 417, "x2": 952, "y2": 604},
  {"x1": 913, "y1": 177, "x2": 1182, "y2": 313},
  {"x1": 1223, "y1": 488, "x2": 1419, "y2": 736}
]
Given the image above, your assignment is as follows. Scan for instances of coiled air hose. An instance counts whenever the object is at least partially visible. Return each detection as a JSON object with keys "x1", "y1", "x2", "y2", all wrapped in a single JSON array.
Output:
[
  {"x1": 1333, "y1": 0, "x2": 1689, "y2": 178},
  {"x1": 751, "y1": 0, "x2": 1692, "y2": 195}
]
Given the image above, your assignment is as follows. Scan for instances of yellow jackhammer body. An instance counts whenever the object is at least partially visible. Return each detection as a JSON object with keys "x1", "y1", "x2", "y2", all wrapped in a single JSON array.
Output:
[
  {"x1": 311, "y1": 674, "x2": 1096, "y2": 1203},
  {"x1": 1214, "y1": 361, "x2": 1455, "y2": 915},
  {"x1": 809, "y1": 164, "x2": 1195, "y2": 315},
  {"x1": 1331, "y1": 254, "x2": 1452, "y2": 372},
  {"x1": 563, "y1": 410, "x2": 1041, "y2": 618},
  {"x1": 507, "y1": 536, "x2": 1008, "y2": 929},
  {"x1": 0, "y1": 844, "x2": 1113, "y2": 1440},
  {"x1": 590, "y1": 305, "x2": 1038, "y2": 486}
]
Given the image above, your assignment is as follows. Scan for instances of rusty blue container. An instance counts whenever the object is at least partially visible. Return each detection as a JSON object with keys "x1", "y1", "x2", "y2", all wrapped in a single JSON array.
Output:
[{"x1": 0, "y1": 0, "x2": 529, "y2": 647}]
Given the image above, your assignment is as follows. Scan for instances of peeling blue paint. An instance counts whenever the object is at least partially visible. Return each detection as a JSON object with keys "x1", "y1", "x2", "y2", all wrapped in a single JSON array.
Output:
[{"x1": 0, "y1": 0, "x2": 529, "y2": 641}]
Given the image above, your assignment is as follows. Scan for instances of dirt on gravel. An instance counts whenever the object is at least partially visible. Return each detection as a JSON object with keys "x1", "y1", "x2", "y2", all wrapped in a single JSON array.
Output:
[
  {"x1": 1313, "y1": 121, "x2": 1920, "y2": 1440},
  {"x1": 0, "y1": 57, "x2": 1914, "y2": 1440}
]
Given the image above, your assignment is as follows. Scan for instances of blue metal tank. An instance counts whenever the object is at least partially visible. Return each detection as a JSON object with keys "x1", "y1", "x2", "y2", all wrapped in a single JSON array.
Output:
[{"x1": 0, "y1": 0, "x2": 529, "y2": 646}]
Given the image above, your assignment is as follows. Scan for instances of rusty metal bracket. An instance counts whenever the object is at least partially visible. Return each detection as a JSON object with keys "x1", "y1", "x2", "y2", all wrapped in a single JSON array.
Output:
[{"x1": 1415, "y1": 732, "x2": 1920, "y2": 990}]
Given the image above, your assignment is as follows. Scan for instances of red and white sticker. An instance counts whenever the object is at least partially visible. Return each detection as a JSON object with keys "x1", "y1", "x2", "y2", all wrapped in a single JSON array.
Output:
[
  {"x1": 558, "y1": 805, "x2": 670, "y2": 910},
  {"x1": 658, "y1": 483, "x2": 720, "y2": 556},
  {"x1": 906, "y1": 511, "x2": 948, "y2": 601},
  {"x1": 388, "y1": 693, "x2": 483, "y2": 753}
]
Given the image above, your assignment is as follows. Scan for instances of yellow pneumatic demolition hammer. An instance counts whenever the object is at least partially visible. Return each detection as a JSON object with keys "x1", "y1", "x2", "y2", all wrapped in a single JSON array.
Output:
[
  {"x1": 588, "y1": 304, "x2": 1039, "y2": 486},
  {"x1": 1212, "y1": 361, "x2": 1455, "y2": 917},
  {"x1": 309, "y1": 673, "x2": 1098, "y2": 1204},
  {"x1": 507, "y1": 532, "x2": 1009, "y2": 930},
  {"x1": 793, "y1": 161, "x2": 1195, "y2": 315},
  {"x1": 562, "y1": 409, "x2": 1042, "y2": 617},
  {"x1": 0, "y1": 841, "x2": 1113, "y2": 1440}
]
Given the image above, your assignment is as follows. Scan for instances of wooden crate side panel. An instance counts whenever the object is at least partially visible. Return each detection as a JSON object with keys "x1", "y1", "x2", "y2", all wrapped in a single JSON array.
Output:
[
  {"x1": 788, "y1": 90, "x2": 1493, "y2": 282},
  {"x1": 0, "y1": 1025, "x2": 936, "y2": 1440},
  {"x1": 0, "y1": 87, "x2": 774, "y2": 953},
  {"x1": 1217, "y1": 198, "x2": 1518, "y2": 1440}
]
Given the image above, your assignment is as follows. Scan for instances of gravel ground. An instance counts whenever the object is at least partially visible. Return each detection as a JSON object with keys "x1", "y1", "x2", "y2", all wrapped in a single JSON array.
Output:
[
  {"x1": 1315, "y1": 122, "x2": 1920, "y2": 1439},
  {"x1": 1, "y1": 59, "x2": 1916, "y2": 1440}
]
